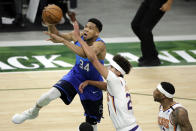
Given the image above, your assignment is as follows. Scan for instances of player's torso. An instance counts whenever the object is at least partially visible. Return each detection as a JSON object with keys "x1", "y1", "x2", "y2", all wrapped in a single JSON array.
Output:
[
  {"x1": 73, "y1": 37, "x2": 105, "y2": 81},
  {"x1": 107, "y1": 90, "x2": 136, "y2": 129},
  {"x1": 158, "y1": 103, "x2": 183, "y2": 131},
  {"x1": 61, "y1": 37, "x2": 105, "y2": 100}
]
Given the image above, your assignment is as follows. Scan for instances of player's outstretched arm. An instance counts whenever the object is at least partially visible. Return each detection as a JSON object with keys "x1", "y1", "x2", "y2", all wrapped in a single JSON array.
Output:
[
  {"x1": 172, "y1": 108, "x2": 193, "y2": 131},
  {"x1": 79, "y1": 80, "x2": 107, "y2": 93},
  {"x1": 44, "y1": 31, "x2": 86, "y2": 57},
  {"x1": 73, "y1": 21, "x2": 108, "y2": 79},
  {"x1": 46, "y1": 24, "x2": 75, "y2": 43}
]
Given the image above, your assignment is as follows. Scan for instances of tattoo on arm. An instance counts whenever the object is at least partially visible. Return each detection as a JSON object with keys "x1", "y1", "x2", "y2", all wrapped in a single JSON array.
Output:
[
  {"x1": 91, "y1": 41, "x2": 105, "y2": 56},
  {"x1": 172, "y1": 107, "x2": 193, "y2": 131}
]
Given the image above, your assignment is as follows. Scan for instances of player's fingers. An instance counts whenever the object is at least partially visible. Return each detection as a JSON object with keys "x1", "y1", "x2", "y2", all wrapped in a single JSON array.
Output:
[
  {"x1": 79, "y1": 86, "x2": 83, "y2": 93},
  {"x1": 43, "y1": 31, "x2": 51, "y2": 36},
  {"x1": 80, "y1": 89, "x2": 83, "y2": 94}
]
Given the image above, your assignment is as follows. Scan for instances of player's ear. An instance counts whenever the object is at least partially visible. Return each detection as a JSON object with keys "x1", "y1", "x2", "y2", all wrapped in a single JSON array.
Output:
[
  {"x1": 115, "y1": 69, "x2": 121, "y2": 76},
  {"x1": 95, "y1": 31, "x2": 100, "y2": 37}
]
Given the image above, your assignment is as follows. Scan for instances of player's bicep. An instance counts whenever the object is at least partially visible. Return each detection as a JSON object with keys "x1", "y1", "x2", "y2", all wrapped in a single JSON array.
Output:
[
  {"x1": 91, "y1": 41, "x2": 105, "y2": 55},
  {"x1": 175, "y1": 108, "x2": 193, "y2": 131}
]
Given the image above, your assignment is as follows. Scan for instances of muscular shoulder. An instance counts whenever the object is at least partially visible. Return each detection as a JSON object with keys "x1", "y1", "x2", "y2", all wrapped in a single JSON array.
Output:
[
  {"x1": 92, "y1": 41, "x2": 105, "y2": 47},
  {"x1": 92, "y1": 41, "x2": 106, "y2": 60},
  {"x1": 171, "y1": 107, "x2": 190, "y2": 127}
]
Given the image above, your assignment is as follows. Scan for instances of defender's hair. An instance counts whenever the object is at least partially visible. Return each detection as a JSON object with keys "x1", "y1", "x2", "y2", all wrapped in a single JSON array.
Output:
[
  {"x1": 88, "y1": 18, "x2": 103, "y2": 32},
  {"x1": 160, "y1": 82, "x2": 175, "y2": 95},
  {"x1": 113, "y1": 55, "x2": 132, "y2": 75}
]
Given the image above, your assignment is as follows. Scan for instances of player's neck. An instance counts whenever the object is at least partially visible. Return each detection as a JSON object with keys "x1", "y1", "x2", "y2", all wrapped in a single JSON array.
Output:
[
  {"x1": 86, "y1": 36, "x2": 98, "y2": 45},
  {"x1": 161, "y1": 100, "x2": 176, "y2": 111}
]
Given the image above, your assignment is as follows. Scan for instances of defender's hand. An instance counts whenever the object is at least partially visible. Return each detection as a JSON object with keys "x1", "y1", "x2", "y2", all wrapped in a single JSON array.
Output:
[
  {"x1": 79, "y1": 81, "x2": 89, "y2": 94},
  {"x1": 67, "y1": 11, "x2": 76, "y2": 23},
  {"x1": 73, "y1": 21, "x2": 80, "y2": 38},
  {"x1": 160, "y1": 2, "x2": 172, "y2": 12}
]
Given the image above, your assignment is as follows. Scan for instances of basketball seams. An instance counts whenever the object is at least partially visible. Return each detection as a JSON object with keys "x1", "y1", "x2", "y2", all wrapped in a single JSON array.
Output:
[
  {"x1": 42, "y1": 6, "x2": 63, "y2": 24},
  {"x1": 46, "y1": 11, "x2": 61, "y2": 23}
]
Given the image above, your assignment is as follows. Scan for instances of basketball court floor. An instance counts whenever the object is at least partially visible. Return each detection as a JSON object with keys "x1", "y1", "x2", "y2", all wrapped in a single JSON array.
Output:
[
  {"x1": 0, "y1": 66, "x2": 196, "y2": 131},
  {"x1": 0, "y1": 0, "x2": 196, "y2": 130}
]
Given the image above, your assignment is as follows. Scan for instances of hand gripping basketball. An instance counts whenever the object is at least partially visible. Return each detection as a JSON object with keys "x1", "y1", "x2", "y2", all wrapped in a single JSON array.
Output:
[{"x1": 42, "y1": 4, "x2": 63, "y2": 25}]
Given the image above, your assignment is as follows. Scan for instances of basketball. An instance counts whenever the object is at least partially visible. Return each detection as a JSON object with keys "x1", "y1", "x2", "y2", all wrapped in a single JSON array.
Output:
[{"x1": 42, "y1": 4, "x2": 63, "y2": 25}]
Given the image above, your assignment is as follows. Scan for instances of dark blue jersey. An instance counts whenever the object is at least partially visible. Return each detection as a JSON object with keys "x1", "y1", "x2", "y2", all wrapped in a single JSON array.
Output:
[{"x1": 61, "y1": 36, "x2": 105, "y2": 101}]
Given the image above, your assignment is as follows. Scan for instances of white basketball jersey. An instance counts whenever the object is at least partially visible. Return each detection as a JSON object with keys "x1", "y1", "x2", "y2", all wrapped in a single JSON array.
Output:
[
  {"x1": 106, "y1": 71, "x2": 139, "y2": 131},
  {"x1": 158, "y1": 103, "x2": 183, "y2": 131}
]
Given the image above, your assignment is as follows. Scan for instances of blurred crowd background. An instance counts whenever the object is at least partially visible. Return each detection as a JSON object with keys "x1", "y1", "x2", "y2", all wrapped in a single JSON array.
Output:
[
  {"x1": 0, "y1": 0, "x2": 78, "y2": 32},
  {"x1": 0, "y1": 0, "x2": 195, "y2": 38}
]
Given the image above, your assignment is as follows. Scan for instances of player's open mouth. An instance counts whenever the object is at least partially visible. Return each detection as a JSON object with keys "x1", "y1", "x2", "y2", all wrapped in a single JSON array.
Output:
[{"x1": 83, "y1": 32, "x2": 87, "y2": 37}]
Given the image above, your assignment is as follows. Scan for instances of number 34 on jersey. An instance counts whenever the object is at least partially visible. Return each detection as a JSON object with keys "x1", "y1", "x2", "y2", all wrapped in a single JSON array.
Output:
[{"x1": 79, "y1": 59, "x2": 90, "y2": 72}]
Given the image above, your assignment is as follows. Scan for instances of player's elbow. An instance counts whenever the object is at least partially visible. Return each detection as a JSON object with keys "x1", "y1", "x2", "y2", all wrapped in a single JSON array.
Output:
[{"x1": 88, "y1": 54, "x2": 97, "y2": 63}]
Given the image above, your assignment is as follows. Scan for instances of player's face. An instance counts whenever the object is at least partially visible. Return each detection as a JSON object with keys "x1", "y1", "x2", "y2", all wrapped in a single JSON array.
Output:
[
  {"x1": 83, "y1": 22, "x2": 99, "y2": 40},
  {"x1": 153, "y1": 89, "x2": 162, "y2": 102},
  {"x1": 109, "y1": 66, "x2": 121, "y2": 76}
]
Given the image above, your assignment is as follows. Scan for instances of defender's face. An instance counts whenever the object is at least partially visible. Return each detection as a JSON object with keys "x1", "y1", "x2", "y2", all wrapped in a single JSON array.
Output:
[
  {"x1": 108, "y1": 66, "x2": 121, "y2": 76},
  {"x1": 83, "y1": 22, "x2": 99, "y2": 40},
  {"x1": 153, "y1": 89, "x2": 162, "y2": 102}
]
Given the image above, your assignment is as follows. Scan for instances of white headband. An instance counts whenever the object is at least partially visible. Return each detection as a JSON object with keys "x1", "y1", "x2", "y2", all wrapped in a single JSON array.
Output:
[
  {"x1": 110, "y1": 60, "x2": 125, "y2": 75},
  {"x1": 157, "y1": 84, "x2": 174, "y2": 98}
]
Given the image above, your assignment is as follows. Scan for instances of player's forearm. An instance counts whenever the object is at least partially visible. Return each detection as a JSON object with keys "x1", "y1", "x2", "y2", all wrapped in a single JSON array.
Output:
[
  {"x1": 62, "y1": 40, "x2": 87, "y2": 58},
  {"x1": 48, "y1": 25, "x2": 73, "y2": 41},
  {"x1": 77, "y1": 36, "x2": 108, "y2": 79},
  {"x1": 77, "y1": 37, "x2": 97, "y2": 62},
  {"x1": 87, "y1": 80, "x2": 107, "y2": 91},
  {"x1": 48, "y1": 25, "x2": 59, "y2": 35}
]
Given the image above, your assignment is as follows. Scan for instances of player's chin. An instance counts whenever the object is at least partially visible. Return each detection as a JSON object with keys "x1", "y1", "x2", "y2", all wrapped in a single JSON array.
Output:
[{"x1": 83, "y1": 36, "x2": 89, "y2": 41}]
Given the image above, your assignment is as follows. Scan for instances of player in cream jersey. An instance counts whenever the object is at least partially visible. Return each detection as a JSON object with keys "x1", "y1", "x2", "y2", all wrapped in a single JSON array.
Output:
[
  {"x1": 153, "y1": 82, "x2": 193, "y2": 131},
  {"x1": 106, "y1": 71, "x2": 140, "y2": 131},
  {"x1": 73, "y1": 20, "x2": 142, "y2": 131},
  {"x1": 158, "y1": 103, "x2": 183, "y2": 131}
]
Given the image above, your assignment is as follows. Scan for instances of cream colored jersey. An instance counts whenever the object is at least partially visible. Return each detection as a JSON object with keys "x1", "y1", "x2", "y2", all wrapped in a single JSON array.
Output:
[
  {"x1": 158, "y1": 103, "x2": 183, "y2": 131},
  {"x1": 106, "y1": 71, "x2": 141, "y2": 131}
]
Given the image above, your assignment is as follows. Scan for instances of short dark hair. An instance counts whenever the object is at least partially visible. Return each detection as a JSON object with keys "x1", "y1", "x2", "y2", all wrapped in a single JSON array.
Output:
[
  {"x1": 79, "y1": 122, "x2": 93, "y2": 131},
  {"x1": 161, "y1": 82, "x2": 175, "y2": 95},
  {"x1": 88, "y1": 18, "x2": 103, "y2": 32},
  {"x1": 113, "y1": 54, "x2": 132, "y2": 75}
]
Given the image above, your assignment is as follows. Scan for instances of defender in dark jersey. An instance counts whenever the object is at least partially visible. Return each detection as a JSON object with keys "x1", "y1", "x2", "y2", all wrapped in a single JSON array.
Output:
[{"x1": 12, "y1": 17, "x2": 106, "y2": 131}]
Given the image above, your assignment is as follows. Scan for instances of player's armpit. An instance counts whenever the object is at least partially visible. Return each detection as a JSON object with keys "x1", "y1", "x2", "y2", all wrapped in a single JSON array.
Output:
[{"x1": 173, "y1": 108, "x2": 193, "y2": 131}]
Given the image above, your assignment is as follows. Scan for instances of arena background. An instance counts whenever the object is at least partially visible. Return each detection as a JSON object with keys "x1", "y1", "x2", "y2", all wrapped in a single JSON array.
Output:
[{"x1": 0, "y1": 0, "x2": 196, "y2": 130}]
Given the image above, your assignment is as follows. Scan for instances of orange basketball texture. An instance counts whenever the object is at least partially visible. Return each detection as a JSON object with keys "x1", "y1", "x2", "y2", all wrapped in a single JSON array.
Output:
[{"x1": 42, "y1": 5, "x2": 63, "y2": 24}]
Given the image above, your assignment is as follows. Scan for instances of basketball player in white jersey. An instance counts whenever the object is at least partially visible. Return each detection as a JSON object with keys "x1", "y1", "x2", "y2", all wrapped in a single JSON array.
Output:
[
  {"x1": 69, "y1": 21, "x2": 142, "y2": 131},
  {"x1": 153, "y1": 82, "x2": 193, "y2": 131}
]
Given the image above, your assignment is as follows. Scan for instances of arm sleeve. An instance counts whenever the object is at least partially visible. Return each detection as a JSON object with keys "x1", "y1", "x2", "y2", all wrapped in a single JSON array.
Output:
[{"x1": 106, "y1": 71, "x2": 124, "y2": 98}]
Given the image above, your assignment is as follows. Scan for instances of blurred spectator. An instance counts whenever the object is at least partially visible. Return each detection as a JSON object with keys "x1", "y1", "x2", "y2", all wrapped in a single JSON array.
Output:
[
  {"x1": 131, "y1": 0, "x2": 173, "y2": 66},
  {"x1": 0, "y1": 0, "x2": 28, "y2": 28},
  {"x1": 0, "y1": 0, "x2": 15, "y2": 28},
  {"x1": 69, "y1": 0, "x2": 77, "y2": 12},
  {"x1": 13, "y1": 0, "x2": 25, "y2": 27}
]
